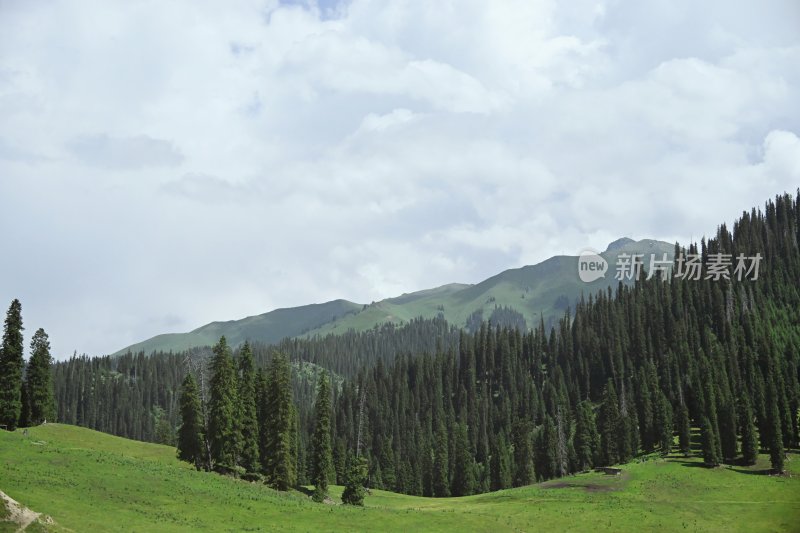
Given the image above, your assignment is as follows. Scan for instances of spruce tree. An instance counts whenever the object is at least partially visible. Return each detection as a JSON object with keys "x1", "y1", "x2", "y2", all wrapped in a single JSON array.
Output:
[
  {"x1": 740, "y1": 396, "x2": 759, "y2": 466},
  {"x1": 599, "y1": 380, "x2": 620, "y2": 466},
  {"x1": 237, "y1": 342, "x2": 259, "y2": 474},
  {"x1": 341, "y1": 453, "x2": 368, "y2": 505},
  {"x1": 701, "y1": 416, "x2": 721, "y2": 467},
  {"x1": 765, "y1": 380, "x2": 785, "y2": 473},
  {"x1": 26, "y1": 328, "x2": 55, "y2": 426},
  {"x1": 654, "y1": 392, "x2": 673, "y2": 456},
  {"x1": 265, "y1": 351, "x2": 297, "y2": 490},
  {"x1": 432, "y1": 419, "x2": 450, "y2": 497},
  {"x1": 311, "y1": 372, "x2": 334, "y2": 502},
  {"x1": 0, "y1": 299, "x2": 24, "y2": 430},
  {"x1": 490, "y1": 432, "x2": 512, "y2": 490},
  {"x1": 256, "y1": 368, "x2": 269, "y2": 472},
  {"x1": 574, "y1": 400, "x2": 599, "y2": 470},
  {"x1": 535, "y1": 416, "x2": 558, "y2": 480},
  {"x1": 718, "y1": 402, "x2": 738, "y2": 463},
  {"x1": 451, "y1": 422, "x2": 475, "y2": 496},
  {"x1": 208, "y1": 336, "x2": 239, "y2": 470},
  {"x1": 18, "y1": 380, "x2": 30, "y2": 428},
  {"x1": 511, "y1": 419, "x2": 534, "y2": 487},
  {"x1": 677, "y1": 402, "x2": 691, "y2": 456},
  {"x1": 177, "y1": 373, "x2": 205, "y2": 469}
]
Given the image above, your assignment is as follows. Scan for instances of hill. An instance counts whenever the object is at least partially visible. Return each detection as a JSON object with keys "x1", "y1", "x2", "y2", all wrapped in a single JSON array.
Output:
[
  {"x1": 115, "y1": 238, "x2": 673, "y2": 355},
  {"x1": 1, "y1": 424, "x2": 797, "y2": 532}
]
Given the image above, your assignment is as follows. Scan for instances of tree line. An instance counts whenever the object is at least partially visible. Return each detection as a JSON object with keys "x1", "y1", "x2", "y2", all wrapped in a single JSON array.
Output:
[
  {"x1": 3, "y1": 191, "x2": 798, "y2": 502},
  {"x1": 0, "y1": 299, "x2": 56, "y2": 431}
]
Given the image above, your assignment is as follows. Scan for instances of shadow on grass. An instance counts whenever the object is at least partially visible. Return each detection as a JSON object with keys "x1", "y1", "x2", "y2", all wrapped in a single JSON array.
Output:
[
  {"x1": 728, "y1": 467, "x2": 773, "y2": 476},
  {"x1": 673, "y1": 461, "x2": 712, "y2": 469},
  {"x1": 668, "y1": 457, "x2": 774, "y2": 475},
  {"x1": 295, "y1": 486, "x2": 315, "y2": 498}
]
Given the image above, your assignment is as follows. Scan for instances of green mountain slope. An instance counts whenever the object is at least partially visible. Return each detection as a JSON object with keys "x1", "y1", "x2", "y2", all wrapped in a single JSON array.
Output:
[
  {"x1": 116, "y1": 238, "x2": 673, "y2": 355},
  {"x1": 115, "y1": 299, "x2": 362, "y2": 355},
  {"x1": 1, "y1": 424, "x2": 797, "y2": 532}
]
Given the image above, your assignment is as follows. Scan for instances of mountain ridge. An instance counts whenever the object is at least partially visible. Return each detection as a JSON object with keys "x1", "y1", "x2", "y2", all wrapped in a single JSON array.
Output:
[{"x1": 113, "y1": 237, "x2": 674, "y2": 355}]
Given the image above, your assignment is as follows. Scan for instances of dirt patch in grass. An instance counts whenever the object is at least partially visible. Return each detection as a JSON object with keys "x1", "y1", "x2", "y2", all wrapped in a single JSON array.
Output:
[
  {"x1": 1, "y1": 490, "x2": 41, "y2": 530},
  {"x1": 542, "y1": 481, "x2": 618, "y2": 493}
]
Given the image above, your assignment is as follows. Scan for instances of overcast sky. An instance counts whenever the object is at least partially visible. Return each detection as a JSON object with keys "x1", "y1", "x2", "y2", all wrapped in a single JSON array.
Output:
[{"x1": 1, "y1": 0, "x2": 799, "y2": 359}]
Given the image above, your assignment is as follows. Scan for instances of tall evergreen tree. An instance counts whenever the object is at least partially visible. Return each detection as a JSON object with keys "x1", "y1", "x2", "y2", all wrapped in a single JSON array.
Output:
[
  {"x1": 18, "y1": 380, "x2": 30, "y2": 428},
  {"x1": 311, "y1": 372, "x2": 334, "y2": 502},
  {"x1": 237, "y1": 342, "x2": 259, "y2": 473},
  {"x1": 765, "y1": 380, "x2": 785, "y2": 473},
  {"x1": 208, "y1": 336, "x2": 239, "y2": 470},
  {"x1": 740, "y1": 396, "x2": 759, "y2": 466},
  {"x1": 511, "y1": 419, "x2": 534, "y2": 487},
  {"x1": 490, "y1": 432, "x2": 512, "y2": 490},
  {"x1": 177, "y1": 373, "x2": 205, "y2": 470},
  {"x1": 654, "y1": 392, "x2": 673, "y2": 456},
  {"x1": 432, "y1": 419, "x2": 450, "y2": 497},
  {"x1": 26, "y1": 328, "x2": 55, "y2": 426},
  {"x1": 599, "y1": 380, "x2": 620, "y2": 466},
  {"x1": 451, "y1": 422, "x2": 475, "y2": 496},
  {"x1": 676, "y1": 402, "x2": 691, "y2": 456},
  {"x1": 341, "y1": 453, "x2": 368, "y2": 506},
  {"x1": 574, "y1": 400, "x2": 599, "y2": 470},
  {"x1": 256, "y1": 368, "x2": 270, "y2": 472},
  {"x1": 0, "y1": 299, "x2": 24, "y2": 430},
  {"x1": 265, "y1": 351, "x2": 297, "y2": 490},
  {"x1": 534, "y1": 416, "x2": 558, "y2": 481},
  {"x1": 700, "y1": 416, "x2": 721, "y2": 467}
]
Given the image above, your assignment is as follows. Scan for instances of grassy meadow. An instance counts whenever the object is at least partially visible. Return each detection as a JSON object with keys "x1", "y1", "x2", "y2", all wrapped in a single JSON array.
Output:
[{"x1": 1, "y1": 424, "x2": 798, "y2": 532}]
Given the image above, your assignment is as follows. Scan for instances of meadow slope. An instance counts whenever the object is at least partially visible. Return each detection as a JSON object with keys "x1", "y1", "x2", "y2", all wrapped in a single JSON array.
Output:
[{"x1": 1, "y1": 424, "x2": 798, "y2": 532}]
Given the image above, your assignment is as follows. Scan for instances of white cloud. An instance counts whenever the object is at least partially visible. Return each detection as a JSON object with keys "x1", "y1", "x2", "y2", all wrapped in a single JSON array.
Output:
[
  {"x1": 0, "y1": 0, "x2": 798, "y2": 357},
  {"x1": 68, "y1": 134, "x2": 184, "y2": 169}
]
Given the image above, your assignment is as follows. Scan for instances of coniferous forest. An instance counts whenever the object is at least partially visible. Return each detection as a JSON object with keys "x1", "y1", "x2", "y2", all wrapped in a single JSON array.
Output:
[{"x1": 2, "y1": 192, "x2": 799, "y2": 504}]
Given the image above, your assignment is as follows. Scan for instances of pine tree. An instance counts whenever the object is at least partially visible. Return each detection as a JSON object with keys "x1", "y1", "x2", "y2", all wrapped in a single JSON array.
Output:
[
  {"x1": 512, "y1": 419, "x2": 534, "y2": 486},
  {"x1": 311, "y1": 372, "x2": 334, "y2": 502},
  {"x1": 490, "y1": 432, "x2": 512, "y2": 490},
  {"x1": 341, "y1": 453, "x2": 368, "y2": 505},
  {"x1": 265, "y1": 351, "x2": 297, "y2": 490},
  {"x1": 256, "y1": 368, "x2": 269, "y2": 472},
  {"x1": 654, "y1": 392, "x2": 673, "y2": 456},
  {"x1": 599, "y1": 380, "x2": 620, "y2": 466},
  {"x1": 765, "y1": 380, "x2": 785, "y2": 473},
  {"x1": 677, "y1": 402, "x2": 691, "y2": 456},
  {"x1": 432, "y1": 419, "x2": 450, "y2": 497},
  {"x1": 701, "y1": 416, "x2": 721, "y2": 467},
  {"x1": 574, "y1": 400, "x2": 599, "y2": 470},
  {"x1": 237, "y1": 342, "x2": 259, "y2": 473},
  {"x1": 451, "y1": 422, "x2": 475, "y2": 496},
  {"x1": 26, "y1": 328, "x2": 55, "y2": 426},
  {"x1": 718, "y1": 401, "x2": 738, "y2": 463},
  {"x1": 18, "y1": 380, "x2": 30, "y2": 428},
  {"x1": 208, "y1": 336, "x2": 239, "y2": 470},
  {"x1": 177, "y1": 373, "x2": 204, "y2": 469},
  {"x1": 740, "y1": 396, "x2": 759, "y2": 466},
  {"x1": 0, "y1": 299, "x2": 24, "y2": 430}
]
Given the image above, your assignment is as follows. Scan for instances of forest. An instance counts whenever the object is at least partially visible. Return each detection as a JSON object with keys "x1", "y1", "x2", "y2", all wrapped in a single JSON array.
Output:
[{"x1": 1, "y1": 192, "x2": 798, "y2": 504}]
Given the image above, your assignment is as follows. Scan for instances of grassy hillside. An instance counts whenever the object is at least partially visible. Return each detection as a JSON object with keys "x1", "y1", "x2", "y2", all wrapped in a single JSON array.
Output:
[
  {"x1": 1, "y1": 424, "x2": 798, "y2": 532},
  {"x1": 114, "y1": 299, "x2": 363, "y2": 355},
  {"x1": 115, "y1": 239, "x2": 673, "y2": 355}
]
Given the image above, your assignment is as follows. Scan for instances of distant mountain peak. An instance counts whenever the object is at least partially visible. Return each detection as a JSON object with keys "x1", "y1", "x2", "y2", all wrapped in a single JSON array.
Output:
[{"x1": 605, "y1": 237, "x2": 636, "y2": 252}]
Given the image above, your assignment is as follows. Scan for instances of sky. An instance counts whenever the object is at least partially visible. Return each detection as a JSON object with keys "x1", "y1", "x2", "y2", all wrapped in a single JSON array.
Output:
[{"x1": 1, "y1": 0, "x2": 799, "y2": 359}]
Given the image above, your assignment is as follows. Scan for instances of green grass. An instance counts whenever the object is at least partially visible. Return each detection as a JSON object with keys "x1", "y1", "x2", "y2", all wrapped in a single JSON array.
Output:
[{"x1": 2, "y1": 424, "x2": 798, "y2": 532}]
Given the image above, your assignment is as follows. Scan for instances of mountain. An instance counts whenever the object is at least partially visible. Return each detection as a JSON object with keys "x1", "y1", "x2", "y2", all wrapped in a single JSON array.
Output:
[
  {"x1": 114, "y1": 238, "x2": 673, "y2": 355},
  {"x1": 113, "y1": 299, "x2": 363, "y2": 355}
]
